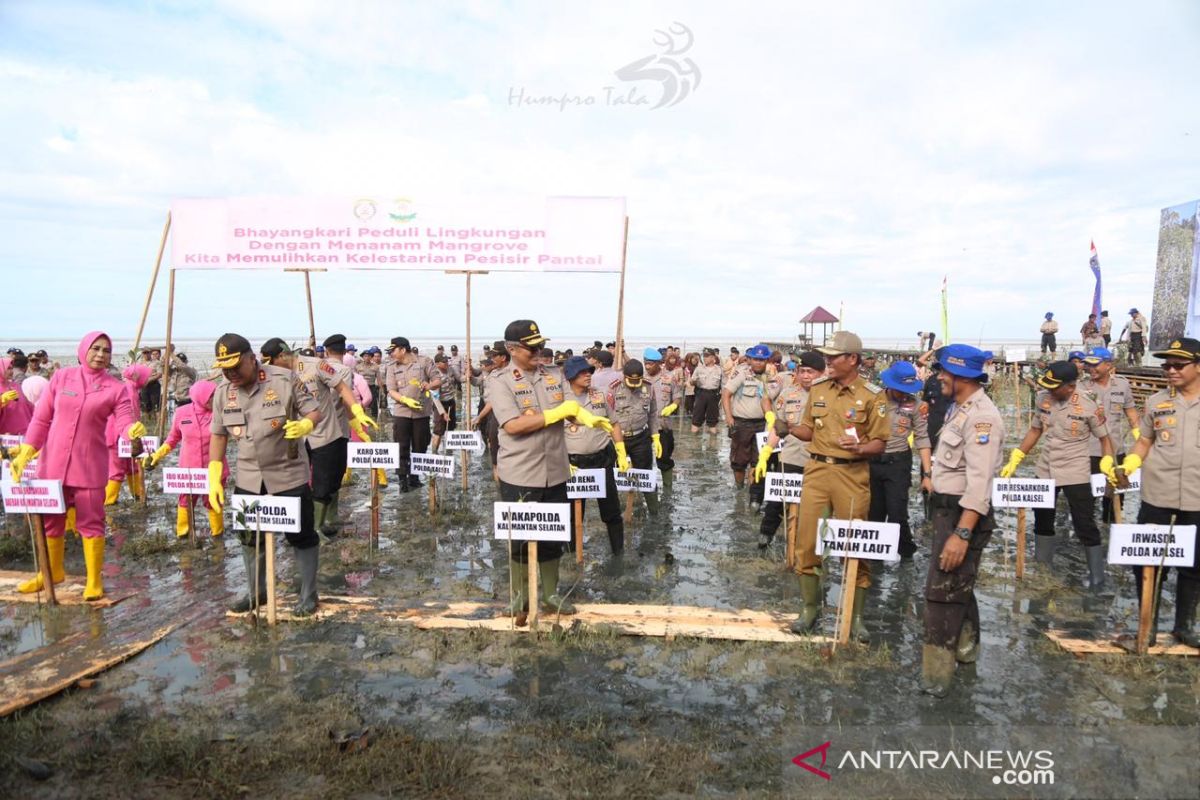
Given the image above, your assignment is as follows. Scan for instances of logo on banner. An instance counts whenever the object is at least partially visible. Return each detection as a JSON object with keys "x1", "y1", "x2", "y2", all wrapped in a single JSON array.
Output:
[
  {"x1": 353, "y1": 199, "x2": 377, "y2": 221},
  {"x1": 389, "y1": 198, "x2": 417, "y2": 223}
]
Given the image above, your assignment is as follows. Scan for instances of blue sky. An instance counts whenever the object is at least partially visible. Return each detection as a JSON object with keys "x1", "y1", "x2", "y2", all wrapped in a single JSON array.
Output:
[{"x1": 2, "y1": 0, "x2": 1199, "y2": 344}]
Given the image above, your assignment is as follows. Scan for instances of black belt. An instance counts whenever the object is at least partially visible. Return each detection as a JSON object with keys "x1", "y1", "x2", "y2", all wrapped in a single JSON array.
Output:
[
  {"x1": 809, "y1": 454, "x2": 860, "y2": 465},
  {"x1": 930, "y1": 491, "x2": 962, "y2": 510},
  {"x1": 871, "y1": 451, "x2": 913, "y2": 465},
  {"x1": 625, "y1": 427, "x2": 649, "y2": 439}
]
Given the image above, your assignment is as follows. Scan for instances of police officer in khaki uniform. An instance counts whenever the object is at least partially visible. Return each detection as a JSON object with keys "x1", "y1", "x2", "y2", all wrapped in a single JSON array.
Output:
[
  {"x1": 563, "y1": 355, "x2": 628, "y2": 555},
  {"x1": 722, "y1": 343, "x2": 780, "y2": 508},
  {"x1": 1082, "y1": 347, "x2": 1140, "y2": 522},
  {"x1": 754, "y1": 351, "x2": 824, "y2": 550},
  {"x1": 384, "y1": 336, "x2": 442, "y2": 492},
  {"x1": 607, "y1": 358, "x2": 663, "y2": 515},
  {"x1": 1116, "y1": 337, "x2": 1200, "y2": 646},
  {"x1": 868, "y1": 360, "x2": 932, "y2": 559},
  {"x1": 921, "y1": 344, "x2": 1005, "y2": 697},
  {"x1": 644, "y1": 347, "x2": 680, "y2": 485},
  {"x1": 207, "y1": 333, "x2": 324, "y2": 616},
  {"x1": 490, "y1": 320, "x2": 611, "y2": 621},
  {"x1": 1125, "y1": 307, "x2": 1148, "y2": 364},
  {"x1": 689, "y1": 348, "x2": 723, "y2": 432},
  {"x1": 792, "y1": 332, "x2": 889, "y2": 641},
  {"x1": 355, "y1": 347, "x2": 381, "y2": 417},
  {"x1": 472, "y1": 340, "x2": 510, "y2": 474},
  {"x1": 1000, "y1": 361, "x2": 1115, "y2": 589}
]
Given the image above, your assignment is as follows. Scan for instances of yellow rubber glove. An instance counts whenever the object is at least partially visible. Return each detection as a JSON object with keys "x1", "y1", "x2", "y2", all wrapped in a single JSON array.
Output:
[
  {"x1": 0, "y1": 389, "x2": 17, "y2": 407},
  {"x1": 397, "y1": 396, "x2": 423, "y2": 410},
  {"x1": 614, "y1": 441, "x2": 632, "y2": 472},
  {"x1": 350, "y1": 403, "x2": 379, "y2": 430},
  {"x1": 207, "y1": 460, "x2": 225, "y2": 514},
  {"x1": 1120, "y1": 453, "x2": 1142, "y2": 476},
  {"x1": 126, "y1": 421, "x2": 147, "y2": 440},
  {"x1": 542, "y1": 399, "x2": 581, "y2": 427},
  {"x1": 660, "y1": 402, "x2": 678, "y2": 418},
  {"x1": 283, "y1": 418, "x2": 315, "y2": 439},
  {"x1": 1130, "y1": 427, "x2": 1141, "y2": 442},
  {"x1": 651, "y1": 433, "x2": 664, "y2": 459},
  {"x1": 569, "y1": 464, "x2": 578, "y2": 477},
  {"x1": 1098, "y1": 455, "x2": 1115, "y2": 481},
  {"x1": 575, "y1": 406, "x2": 614, "y2": 434},
  {"x1": 351, "y1": 423, "x2": 373, "y2": 443},
  {"x1": 999, "y1": 448, "x2": 1026, "y2": 478},
  {"x1": 765, "y1": 411, "x2": 777, "y2": 431},
  {"x1": 149, "y1": 443, "x2": 172, "y2": 466},
  {"x1": 753, "y1": 443, "x2": 773, "y2": 482},
  {"x1": 8, "y1": 443, "x2": 36, "y2": 482}
]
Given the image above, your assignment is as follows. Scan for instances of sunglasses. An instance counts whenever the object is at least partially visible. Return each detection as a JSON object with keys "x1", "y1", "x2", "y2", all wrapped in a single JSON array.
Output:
[{"x1": 1162, "y1": 361, "x2": 1195, "y2": 372}]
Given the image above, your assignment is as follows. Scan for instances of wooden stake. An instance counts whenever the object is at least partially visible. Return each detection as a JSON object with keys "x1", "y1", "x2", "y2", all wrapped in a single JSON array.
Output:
[
  {"x1": 1015, "y1": 508, "x2": 1026, "y2": 579},
  {"x1": 613, "y1": 216, "x2": 630, "y2": 366},
  {"x1": 784, "y1": 500, "x2": 794, "y2": 569},
  {"x1": 265, "y1": 532, "x2": 277, "y2": 626},
  {"x1": 303, "y1": 271, "x2": 316, "y2": 348},
  {"x1": 836, "y1": 558, "x2": 860, "y2": 646},
  {"x1": 157, "y1": 269, "x2": 176, "y2": 438},
  {"x1": 31, "y1": 516, "x2": 57, "y2": 607},
  {"x1": 132, "y1": 212, "x2": 171, "y2": 355},
  {"x1": 624, "y1": 491, "x2": 633, "y2": 525},
  {"x1": 574, "y1": 499, "x2": 583, "y2": 564},
  {"x1": 370, "y1": 473, "x2": 380, "y2": 545},
  {"x1": 1113, "y1": 492, "x2": 1123, "y2": 524},
  {"x1": 428, "y1": 475, "x2": 438, "y2": 514},
  {"x1": 463, "y1": 271, "x2": 473, "y2": 491},
  {"x1": 527, "y1": 543, "x2": 539, "y2": 631},
  {"x1": 1137, "y1": 565, "x2": 1156, "y2": 655},
  {"x1": 186, "y1": 501, "x2": 195, "y2": 548}
]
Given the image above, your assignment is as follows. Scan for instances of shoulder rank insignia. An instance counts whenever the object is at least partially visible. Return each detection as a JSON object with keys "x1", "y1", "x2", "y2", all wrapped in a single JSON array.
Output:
[
  {"x1": 864, "y1": 383, "x2": 881, "y2": 394},
  {"x1": 319, "y1": 362, "x2": 336, "y2": 375},
  {"x1": 512, "y1": 368, "x2": 523, "y2": 380},
  {"x1": 257, "y1": 369, "x2": 266, "y2": 382}
]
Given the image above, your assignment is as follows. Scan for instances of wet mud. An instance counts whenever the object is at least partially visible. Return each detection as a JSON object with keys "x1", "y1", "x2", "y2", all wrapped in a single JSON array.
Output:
[{"x1": 1, "y1": 394, "x2": 1197, "y2": 798}]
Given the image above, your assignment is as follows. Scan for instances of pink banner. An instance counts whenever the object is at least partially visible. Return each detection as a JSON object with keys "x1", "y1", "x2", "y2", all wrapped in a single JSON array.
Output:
[{"x1": 170, "y1": 195, "x2": 626, "y2": 273}]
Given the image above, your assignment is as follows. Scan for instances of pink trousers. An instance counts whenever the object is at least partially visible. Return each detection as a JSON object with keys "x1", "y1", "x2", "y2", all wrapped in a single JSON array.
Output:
[{"x1": 44, "y1": 487, "x2": 106, "y2": 539}]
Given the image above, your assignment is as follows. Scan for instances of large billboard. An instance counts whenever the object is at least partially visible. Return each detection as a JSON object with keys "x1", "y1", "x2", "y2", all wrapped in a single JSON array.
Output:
[
  {"x1": 170, "y1": 196, "x2": 627, "y2": 273},
  {"x1": 1150, "y1": 199, "x2": 1200, "y2": 349}
]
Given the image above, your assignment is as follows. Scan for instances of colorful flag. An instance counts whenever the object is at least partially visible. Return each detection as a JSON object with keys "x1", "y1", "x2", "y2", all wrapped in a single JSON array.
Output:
[
  {"x1": 1089, "y1": 241, "x2": 1102, "y2": 319},
  {"x1": 940, "y1": 275, "x2": 949, "y2": 342}
]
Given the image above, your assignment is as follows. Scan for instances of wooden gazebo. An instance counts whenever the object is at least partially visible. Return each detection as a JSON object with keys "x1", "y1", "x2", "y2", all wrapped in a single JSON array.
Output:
[{"x1": 798, "y1": 306, "x2": 839, "y2": 348}]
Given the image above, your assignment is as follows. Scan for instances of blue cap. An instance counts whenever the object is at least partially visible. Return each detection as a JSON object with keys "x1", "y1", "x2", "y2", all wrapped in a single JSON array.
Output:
[
  {"x1": 1083, "y1": 347, "x2": 1113, "y2": 365},
  {"x1": 1045, "y1": 312, "x2": 1054, "y2": 319},
  {"x1": 315, "y1": 345, "x2": 325, "y2": 353},
  {"x1": 880, "y1": 361, "x2": 922, "y2": 394},
  {"x1": 643, "y1": 347, "x2": 663, "y2": 362},
  {"x1": 1068, "y1": 350, "x2": 1086, "y2": 361},
  {"x1": 563, "y1": 355, "x2": 594, "y2": 379},
  {"x1": 935, "y1": 343, "x2": 992, "y2": 379},
  {"x1": 745, "y1": 344, "x2": 771, "y2": 360},
  {"x1": 346, "y1": 343, "x2": 357, "y2": 351}
]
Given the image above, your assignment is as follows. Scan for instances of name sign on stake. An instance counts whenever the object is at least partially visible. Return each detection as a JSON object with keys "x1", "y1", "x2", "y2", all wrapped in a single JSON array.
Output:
[
  {"x1": 493, "y1": 502, "x2": 571, "y2": 542},
  {"x1": 1107, "y1": 524, "x2": 1197, "y2": 567},
  {"x1": 444, "y1": 430, "x2": 485, "y2": 452},
  {"x1": 815, "y1": 519, "x2": 901, "y2": 562},
  {"x1": 230, "y1": 496, "x2": 302, "y2": 533},
  {"x1": 0, "y1": 434, "x2": 21, "y2": 449},
  {"x1": 348, "y1": 441, "x2": 400, "y2": 469},
  {"x1": 1, "y1": 479, "x2": 66, "y2": 513},
  {"x1": 118, "y1": 436, "x2": 160, "y2": 458},
  {"x1": 411, "y1": 452, "x2": 455, "y2": 478},
  {"x1": 613, "y1": 468, "x2": 659, "y2": 493},
  {"x1": 162, "y1": 467, "x2": 209, "y2": 495},
  {"x1": 991, "y1": 478, "x2": 1056, "y2": 509},
  {"x1": 765, "y1": 472, "x2": 804, "y2": 502},
  {"x1": 2, "y1": 457, "x2": 39, "y2": 482},
  {"x1": 1090, "y1": 470, "x2": 1141, "y2": 498},
  {"x1": 755, "y1": 431, "x2": 782, "y2": 454},
  {"x1": 567, "y1": 468, "x2": 606, "y2": 499}
]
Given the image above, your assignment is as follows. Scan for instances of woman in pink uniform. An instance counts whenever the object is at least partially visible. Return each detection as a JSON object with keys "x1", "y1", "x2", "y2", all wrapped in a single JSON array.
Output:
[
  {"x1": 0, "y1": 356, "x2": 34, "y2": 435},
  {"x1": 10, "y1": 332, "x2": 144, "y2": 599},
  {"x1": 104, "y1": 363, "x2": 150, "y2": 505},
  {"x1": 150, "y1": 380, "x2": 227, "y2": 537}
]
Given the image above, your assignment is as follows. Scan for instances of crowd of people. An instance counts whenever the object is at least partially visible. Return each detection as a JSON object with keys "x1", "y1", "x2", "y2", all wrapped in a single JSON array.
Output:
[{"x1": 3, "y1": 319, "x2": 1198, "y2": 699}]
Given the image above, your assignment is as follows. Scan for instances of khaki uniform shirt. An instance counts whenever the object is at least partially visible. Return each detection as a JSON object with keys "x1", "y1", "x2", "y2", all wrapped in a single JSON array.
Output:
[
  {"x1": 1100, "y1": 317, "x2": 1113, "y2": 336},
  {"x1": 772, "y1": 383, "x2": 810, "y2": 468},
  {"x1": 884, "y1": 396, "x2": 931, "y2": 453},
  {"x1": 565, "y1": 387, "x2": 613, "y2": 455},
  {"x1": 724, "y1": 367, "x2": 776, "y2": 420},
  {"x1": 436, "y1": 366, "x2": 461, "y2": 403},
  {"x1": 1031, "y1": 389, "x2": 1108, "y2": 485},
  {"x1": 490, "y1": 364, "x2": 571, "y2": 487},
  {"x1": 168, "y1": 358, "x2": 198, "y2": 402},
  {"x1": 690, "y1": 363, "x2": 723, "y2": 390},
  {"x1": 647, "y1": 372, "x2": 680, "y2": 431},
  {"x1": 1081, "y1": 374, "x2": 1134, "y2": 455},
  {"x1": 355, "y1": 360, "x2": 379, "y2": 390},
  {"x1": 801, "y1": 376, "x2": 890, "y2": 459},
  {"x1": 211, "y1": 363, "x2": 319, "y2": 494},
  {"x1": 1139, "y1": 388, "x2": 1200, "y2": 511},
  {"x1": 1130, "y1": 314, "x2": 1148, "y2": 334},
  {"x1": 931, "y1": 387, "x2": 1004, "y2": 514},
  {"x1": 1040, "y1": 320, "x2": 1059, "y2": 335},
  {"x1": 607, "y1": 379, "x2": 658, "y2": 437},
  {"x1": 294, "y1": 355, "x2": 350, "y2": 447},
  {"x1": 385, "y1": 356, "x2": 438, "y2": 418}
]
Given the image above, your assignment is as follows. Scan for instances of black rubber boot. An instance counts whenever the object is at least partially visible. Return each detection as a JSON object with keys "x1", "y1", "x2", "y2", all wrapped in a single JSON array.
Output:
[
  {"x1": 606, "y1": 519, "x2": 625, "y2": 556},
  {"x1": 230, "y1": 544, "x2": 267, "y2": 613},
  {"x1": 1172, "y1": 578, "x2": 1200, "y2": 648},
  {"x1": 292, "y1": 545, "x2": 320, "y2": 617},
  {"x1": 1084, "y1": 545, "x2": 1107, "y2": 591},
  {"x1": 1034, "y1": 535, "x2": 1057, "y2": 565}
]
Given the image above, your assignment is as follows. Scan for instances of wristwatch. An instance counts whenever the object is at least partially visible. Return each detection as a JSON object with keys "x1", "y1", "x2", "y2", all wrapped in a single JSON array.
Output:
[{"x1": 953, "y1": 527, "x2": 972, "y2": 542}]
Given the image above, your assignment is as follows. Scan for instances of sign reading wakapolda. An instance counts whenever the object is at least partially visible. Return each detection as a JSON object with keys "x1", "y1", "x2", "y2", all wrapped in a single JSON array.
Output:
[{"x1": 171, "y1": 196, "x2": 626, "y2": 273}]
